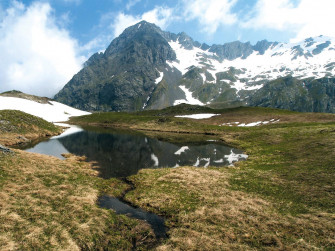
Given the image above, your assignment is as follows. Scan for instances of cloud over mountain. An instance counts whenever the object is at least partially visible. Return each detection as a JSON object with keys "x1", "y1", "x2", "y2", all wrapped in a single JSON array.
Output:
[{"x1": 0, "y1": 1, "x2": 83, "y2": 97}]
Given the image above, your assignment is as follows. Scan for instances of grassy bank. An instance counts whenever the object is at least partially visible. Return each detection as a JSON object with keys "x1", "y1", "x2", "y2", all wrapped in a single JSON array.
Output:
[
  {"x1": 71, "y1": 105, "x2": 335, "y2": 250},
  {"x1": 0, "y1": 110, "x2": 156, "y2": 250},
  {"x1": 0, "y1": 151, "x2": 156, "y2": 250},
  {"x1": 0, "y1": 110, "x2": 62, "y2": 146}
]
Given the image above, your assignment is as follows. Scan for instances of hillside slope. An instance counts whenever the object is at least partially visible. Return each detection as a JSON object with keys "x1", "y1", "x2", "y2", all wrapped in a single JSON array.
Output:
[
  {"x1": 0, "y1": 91, "x2": 90, "y2": 122},
  {"x1": 0, "y1": 110, "x2": 62, "y2": 146}
]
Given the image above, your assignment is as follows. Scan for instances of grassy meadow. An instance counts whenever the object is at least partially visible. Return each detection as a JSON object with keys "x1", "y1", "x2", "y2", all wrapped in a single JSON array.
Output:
[
  {"x1": 71, "y1": 105, "x2": 335, "y2": 250},
  {"x1": 1, "y1": 106, "x2": 335, "y2": 250}
]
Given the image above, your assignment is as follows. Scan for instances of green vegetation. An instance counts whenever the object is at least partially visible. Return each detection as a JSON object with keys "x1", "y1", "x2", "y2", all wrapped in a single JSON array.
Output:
[
  {"x1": 2, "y1": 105, "x2": 335, "y2": 250},
  {"x1": 71, "y1": 105, "x2": 335, "y2": 250},
  {"x1": 0, "y1": 110, "x2": 62, "y2": 146}
]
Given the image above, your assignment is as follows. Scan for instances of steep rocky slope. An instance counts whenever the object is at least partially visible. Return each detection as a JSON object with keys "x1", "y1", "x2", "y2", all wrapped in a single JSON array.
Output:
[{"x1": 55, "y1": 21, "x2": 335, "y2": 113}]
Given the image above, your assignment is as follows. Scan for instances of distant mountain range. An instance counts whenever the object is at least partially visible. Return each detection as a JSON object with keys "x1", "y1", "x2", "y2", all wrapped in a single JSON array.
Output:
[{"x1": 54, "y1": 21, "x2": 335, "y2": 113}]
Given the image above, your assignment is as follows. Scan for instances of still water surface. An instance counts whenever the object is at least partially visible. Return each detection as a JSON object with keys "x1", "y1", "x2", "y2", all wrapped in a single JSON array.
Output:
[{"x1": 22, "y1": 125, "x2": 247, "y2": 178}]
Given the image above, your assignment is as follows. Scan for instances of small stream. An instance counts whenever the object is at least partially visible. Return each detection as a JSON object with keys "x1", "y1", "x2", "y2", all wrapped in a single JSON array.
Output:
[
  {"x1": 98, "y1": 196, "x2": 167, "y2": 238},
  {"x1": 18, "y1": 124, "x2": 247, "y2": 240}
]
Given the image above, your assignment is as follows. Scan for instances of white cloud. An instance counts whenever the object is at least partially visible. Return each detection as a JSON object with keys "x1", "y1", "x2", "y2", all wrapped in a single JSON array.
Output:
[
  {"x1": 243, "y1": 0, "x2": 335, "y2": 42},
  {"x1": 182, "y1": 0, "x2": 238, "y2": 34},
  {"x1": 0, "y1": 1, "x2": 83, "y2": 97},
  {"x1": 111, "y1": 6, "x2": 174, "y2": 37},
  {"x1": 126, "y1": 0, "x2": 142, "y2": 10}
]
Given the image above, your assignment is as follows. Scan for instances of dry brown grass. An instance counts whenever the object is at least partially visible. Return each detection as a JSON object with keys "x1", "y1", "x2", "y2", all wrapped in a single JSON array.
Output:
[
  {"x1": 127, "y1": 167, "x2": 335, "y2": 250},
  {"x1": 0, "y1": 132, "x2": 60, "y2": 146},
  {"x1": 0, "y1": 151, "x2": 105, "y2": 250},
  {"x1": 0, "y1": 150, "x2": 155, "y2": 250}
]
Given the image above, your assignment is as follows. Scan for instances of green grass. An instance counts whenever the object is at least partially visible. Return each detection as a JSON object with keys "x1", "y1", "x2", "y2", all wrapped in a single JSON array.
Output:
[
  {"x1": 0, "y1": 110, "x2": 62, "y2": 146},
  {"x1": 70, "y1": 105, "x2": 335, "y2": 250},
  {"x1": 0, "y1": 110, "x2": 59, "y2": 134},
  {"x1": 229, "y1": 123, "x2": 335, "y2": 214},
  {"x1": 2, "y1": 105, "x2": 335, "y2": 250}
]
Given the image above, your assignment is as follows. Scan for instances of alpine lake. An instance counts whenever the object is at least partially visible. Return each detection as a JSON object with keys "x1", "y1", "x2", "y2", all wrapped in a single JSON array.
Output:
[{"x1": 17, "y1": 124, "x2": 247, "y2": 239}]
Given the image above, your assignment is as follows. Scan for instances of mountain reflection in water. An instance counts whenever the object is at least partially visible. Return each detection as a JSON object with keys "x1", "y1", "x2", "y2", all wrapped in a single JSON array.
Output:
[{"x1": 23, "y1": 127, "x2": 247, "y2": 178}]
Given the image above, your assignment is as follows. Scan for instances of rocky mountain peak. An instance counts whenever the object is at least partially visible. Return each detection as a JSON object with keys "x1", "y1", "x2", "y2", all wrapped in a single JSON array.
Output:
[
  {"x1": 253, "y1": 40, "x2": 276, "y2": 55},
  {"x1": 104, "y1": 21, "x2": 176, "y2": 65},
  {"x1": 54, "y1": 20, "x2": 335, "y2": 114}
]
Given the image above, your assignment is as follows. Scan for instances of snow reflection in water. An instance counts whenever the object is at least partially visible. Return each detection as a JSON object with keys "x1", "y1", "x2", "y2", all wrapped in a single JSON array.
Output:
[{"x1": 21, "y1": 126, "x2": 247, "y2": 178}]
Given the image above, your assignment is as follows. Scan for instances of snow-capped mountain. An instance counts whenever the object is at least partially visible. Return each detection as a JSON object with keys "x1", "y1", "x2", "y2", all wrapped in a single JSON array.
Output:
[
  {"x1": 168, "y1": 35, "x2": 335, "y2": 93},
  {"x1": 54, "y1": 21, "x2": 335, "y2": 113}
]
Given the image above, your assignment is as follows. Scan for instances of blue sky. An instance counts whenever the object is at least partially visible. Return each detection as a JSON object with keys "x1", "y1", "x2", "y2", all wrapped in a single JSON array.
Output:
[{"x1": 0, "y1": 0, "x2": 334, "y2": 96}]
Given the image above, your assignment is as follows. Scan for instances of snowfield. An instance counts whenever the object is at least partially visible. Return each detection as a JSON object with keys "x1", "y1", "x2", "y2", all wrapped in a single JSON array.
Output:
[
  {"x1": 165, "y1": 35, "x2": 335, "y2": 106},
  {"x1": 174, "y1": 85, "x2": 204, "y2": 106},
  {"x1": 175, "y1": 113, "x2": 220, "y2": 119},
  {"x1": 0, "y1": 96, "x2": 90, "y2": 122}
]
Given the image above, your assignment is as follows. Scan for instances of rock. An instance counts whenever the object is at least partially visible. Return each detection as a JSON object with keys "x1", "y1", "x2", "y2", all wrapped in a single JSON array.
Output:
[
  {"x1": 0, "y1": 144, "x2": 13, "y2": 154},
  {"x1": 17, "y1": 135, "x2": 29, "y2": 142}
]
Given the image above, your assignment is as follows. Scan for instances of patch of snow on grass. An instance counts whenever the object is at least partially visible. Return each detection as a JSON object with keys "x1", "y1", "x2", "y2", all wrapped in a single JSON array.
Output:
[
  {"x1": 238, "y1": 121, "x2": 263, "y2": 127},
  {"x1": 174, "y1": 146, "x2": 189, "y2": 155},
  {"x1": 175, "y1": 113, "x2": 220, "y2": 119},
  {"x1": 174, "y1": 85, "x2": 204, "y2": 106},
  {"x1": 221, "y1": 119, "x2": 280, "y2": 127},
  {"x1": 0, "y1": 96, "x2": 90, "y2": 123}
]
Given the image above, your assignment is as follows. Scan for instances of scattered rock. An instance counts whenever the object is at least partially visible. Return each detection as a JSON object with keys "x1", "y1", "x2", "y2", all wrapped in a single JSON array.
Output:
[
  {"x1": 0, "y1": 144, "x2": 13, "y2": 154},
  {"x1": 17, "y1": 135, "x2": 30, "y2": 142}
]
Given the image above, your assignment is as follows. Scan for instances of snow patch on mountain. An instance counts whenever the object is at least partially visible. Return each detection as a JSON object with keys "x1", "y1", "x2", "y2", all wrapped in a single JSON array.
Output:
[
  {"x1": 155, "y1": 71, "x2": 164, "y2": 84},
  {"x1": 167, "y1": 35, "x2": 335, "y2": 97},
  {"x1": 0, "y1": 96, "x2": 90, "y2": 122},
  {"x1": 168, "y1": 39, "x2": 214, "y2": 75},
  {"x1": 174, "y1": 85, "x2": 204, "y2": 106}
]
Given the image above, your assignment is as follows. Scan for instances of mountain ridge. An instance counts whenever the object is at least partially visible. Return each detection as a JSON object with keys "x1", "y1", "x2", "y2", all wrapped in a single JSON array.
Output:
[{"x1": 54, "y1": 21, "x2": 335, "y2": 113}]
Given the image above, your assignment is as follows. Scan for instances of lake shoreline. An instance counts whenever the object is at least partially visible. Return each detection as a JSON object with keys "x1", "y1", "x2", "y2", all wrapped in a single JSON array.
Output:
[{"x1": 1, "y1": 107, "x2": 335, "y2": 249}]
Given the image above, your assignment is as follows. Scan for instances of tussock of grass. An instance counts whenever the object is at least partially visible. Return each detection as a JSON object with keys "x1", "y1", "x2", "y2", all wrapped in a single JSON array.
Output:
[{"x1": 0, "y1": 151, "x2": 155, "y2": 250}]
